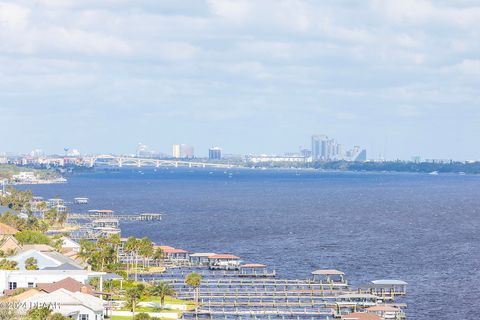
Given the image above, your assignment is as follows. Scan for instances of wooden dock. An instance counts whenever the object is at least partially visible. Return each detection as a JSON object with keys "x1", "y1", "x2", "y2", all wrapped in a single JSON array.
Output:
[
  {"x1": 139, "y1": 265, "x2": 408, "y2": 320},
  {"x1": 67, "y1": 212, "x2": 162, "y2": 222}
]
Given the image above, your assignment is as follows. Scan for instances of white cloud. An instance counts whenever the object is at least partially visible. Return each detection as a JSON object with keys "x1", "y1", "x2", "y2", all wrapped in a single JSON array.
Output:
[
  {"x1": 0, "y1": 0, "x2": 479, "y2": 158},
  {"x1": 0, "y1": 2, "x2": 29, "y2": 29},
  {"x1": 207, "y1": 0, "x2": 251, "y2": 23}
]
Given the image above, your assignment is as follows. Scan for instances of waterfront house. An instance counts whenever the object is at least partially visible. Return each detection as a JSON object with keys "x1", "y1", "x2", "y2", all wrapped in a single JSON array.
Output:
[
  {"x1": 11, "y1": 172, "x2": 37, "y2": 183},
  {"x1": 189, "y1": 252, "x2": 216, "y2": 265},
  {"x1": 20, "y1": 288, "x2": 105, "y2": 320},
  {"x1": 0, "y1": 269, "x2": 106, "y2": 295},
  {"x1": 159, "y1": 246, "x2": 189, "y2": 260},
  {"x1": 8, "y1": 249, "x2": 86, "y2": 271},
  {"x1": 208, "y1": 254, "x2": 241, "y2": 270}
]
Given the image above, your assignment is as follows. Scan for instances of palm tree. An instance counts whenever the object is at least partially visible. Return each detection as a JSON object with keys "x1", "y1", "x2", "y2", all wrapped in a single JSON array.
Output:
[
  {"x1": 126, "y1": 285, "x2": 144, "y2": 320},
  {"x1": 138, "y1": 237, "x2": 153, "y2": 268},
  {"x1": 152, "y1": 248, "x2": 163, "y2": 266},
  {"x1": 108, "y1": 234, "x2": 121, "y2": 264},
  {"x1": 25, "y1": 257, "x2": 38, "y2": 270},
  {"x1": 78, "y1": 238, "x2": 96, "y2": 266},
  {"x1": 185, "y1": 272, "x2": 202, "y2": 310},
  {"x1": 150, "y1": 281, "x2": 176, "y2": 309}
]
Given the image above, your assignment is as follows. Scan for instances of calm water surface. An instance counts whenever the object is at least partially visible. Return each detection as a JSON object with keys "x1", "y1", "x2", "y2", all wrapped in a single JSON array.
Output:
[{"x1": 22, "y1": 168, "x2": 480, "y2": 319}]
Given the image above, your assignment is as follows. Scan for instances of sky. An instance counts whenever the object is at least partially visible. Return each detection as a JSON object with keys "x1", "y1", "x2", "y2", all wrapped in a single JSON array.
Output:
[{"x1": 0, "y1": 0, "x2": 479, "y2": 160}]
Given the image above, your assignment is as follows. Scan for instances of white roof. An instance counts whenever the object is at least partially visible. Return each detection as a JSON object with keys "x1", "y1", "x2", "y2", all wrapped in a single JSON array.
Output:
[
  {"x1": 311, "y1": 269, "x2": 344, "y2": 275},
  {"x1": 371, "y1": 279, "x2": 407, "y2": 285},
  {"x1": 8, "y1": 269, "x2": 105, "y2": 277},
  {"x1": 23, "y1": 288, "x2": 104, "y2": 312},
  {"x1": 62, "y1": 237, "x2": 81, "y2": 248},
  {"x1": 9, "y1": 249, "x2": 84, "y2": 270},
  {"x1": 189, "y1": 253, "x2": 216, "y2": 257}
]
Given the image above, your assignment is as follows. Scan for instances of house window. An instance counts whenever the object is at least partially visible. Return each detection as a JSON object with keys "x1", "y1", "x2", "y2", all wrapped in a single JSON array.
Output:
[
  {"x1": 79, "y1": 315, "x2": 89, "y2": 320},
  {"x1": 28, "y1": 282, "x2": 34, "y2": 288},
  {"x1": 8, "y1": 282, "x2": 17, "y2": 290}
]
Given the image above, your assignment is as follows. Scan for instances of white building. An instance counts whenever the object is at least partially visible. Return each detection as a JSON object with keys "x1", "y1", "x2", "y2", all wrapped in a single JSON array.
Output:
[
  {"x1": 20, "y1": 288, "x2": 105, "y2": 320},
  {"x1": 246, "y1": 155, "x2": 308, "y2": 163},
  {"x1": 9, "y1": 249, "x2": 85, "y2": 271},
  {"x1": 61, "y1": 237, "x2": 81, "y2": 253},
  {"x1": 11, "y1": 172, "x2": 37, "y2": 183},
  {"x1": 0, "y1": 269, "x2": 106, "y2": 294}
]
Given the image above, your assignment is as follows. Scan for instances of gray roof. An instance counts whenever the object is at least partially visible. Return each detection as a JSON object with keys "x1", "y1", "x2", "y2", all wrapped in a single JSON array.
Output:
[
  {"x1": 103, "y1": 273, "x2": 124, "y2": 281},
  {"x1": 43, "y1": 251, "x2": 85, "y2": 270},
  {"x1": 43, "y1": 262, "x2": 83, "y2": 271}
]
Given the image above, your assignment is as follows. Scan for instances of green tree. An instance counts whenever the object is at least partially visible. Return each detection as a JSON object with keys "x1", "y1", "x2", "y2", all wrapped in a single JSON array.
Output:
[
  {"x1": 25, "y1": 306, "x2": 52, "y2": 320},
  {"x1": 25, "y1": 257, "x2": 38, "y2": 270},
  {"x1": 0, "y1": 259, "x2": 18, "y2": 270},
  {"x1": 0, "y1": 302, "x2": 19, "y2": 319},
  {"x1": 134, "y1": 313, "x2": 151, "y2": 320},
  {"x1": 185, "y1": 272, "x2": 202, "y2": 309},
  {"x1": 138, "y1": 237, "x2": 154, "y2": 268},
  {"x1": 152, "y1": 247, "x2": 163, "y2": 265},
  {"x1": 126, "y1": 284, "x2": 145, "y2": 320},
  {"x1": 44, "y1": 208, "x2": 58, "y2": 225},
  {"x1": 48, "y1": 313, "x2": 68, "y2": 320},
  {"x1": 15, "y1": 230, "x2": 52, "y2": 245},
  {"x1": 125, "y1": 237, "x2": 141, "y2": 280},
  {"x1": 149, "y1": 281, "x2": 176, "y2": 309}
]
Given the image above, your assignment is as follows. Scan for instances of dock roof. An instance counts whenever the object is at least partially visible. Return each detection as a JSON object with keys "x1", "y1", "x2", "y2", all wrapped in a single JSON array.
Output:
[
  {"x1": 189, "y1": 253, "x2": 216, "y2": 257},
  {"x1": 162, "y1": 248, "x2": 188, "y2": 254},
  {"x1": 341, "y1": 312, "x2": 381, "y2": 320},
  {"x1": 366, "y1": 305, "x2": 400, "y2": 312},
  {"x1": 311, "y1": 269, "x2": 344, "y2": 275},
  {"x1": 371, "y1": 279, "x2": 407, "y2": 285},
  {"x1": 208, "y1": 254, "x2": 240, "y2": 260},
  {"x1": 240, "y1": 263, "x2": 266, "y2": 268}
]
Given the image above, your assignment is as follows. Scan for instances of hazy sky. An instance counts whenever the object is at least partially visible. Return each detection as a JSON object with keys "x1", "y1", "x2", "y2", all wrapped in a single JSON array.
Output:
[{"x1": 1, "y1": 0, "x2": 479, "y2": 159}]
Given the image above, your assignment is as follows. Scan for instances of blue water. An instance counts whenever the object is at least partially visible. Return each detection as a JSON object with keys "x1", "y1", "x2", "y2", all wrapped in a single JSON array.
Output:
[{"x1": 21, "y1": 168, "x2": 480, "y2": 319}]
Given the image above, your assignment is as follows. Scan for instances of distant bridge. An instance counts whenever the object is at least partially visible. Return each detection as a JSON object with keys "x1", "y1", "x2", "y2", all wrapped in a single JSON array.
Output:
[{"x1": 81, "y1": 155, "x2": 234, "y2": 169}]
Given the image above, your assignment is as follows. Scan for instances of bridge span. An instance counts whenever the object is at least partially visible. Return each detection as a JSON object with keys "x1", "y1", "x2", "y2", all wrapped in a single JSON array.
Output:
[{"x1": 81, "y1": 155, "x2": 235, "y2": 169}]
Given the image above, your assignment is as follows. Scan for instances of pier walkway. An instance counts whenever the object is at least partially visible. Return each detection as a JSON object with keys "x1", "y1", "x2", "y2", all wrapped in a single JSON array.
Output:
[{"x1": 137, "y1": 265, "x2": 406, "y2": 320}]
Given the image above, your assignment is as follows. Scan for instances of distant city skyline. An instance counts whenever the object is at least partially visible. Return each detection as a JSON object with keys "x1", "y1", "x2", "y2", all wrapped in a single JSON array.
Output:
[{"x1": 1, "y1": 1, "x2": 479, "y2": 160}]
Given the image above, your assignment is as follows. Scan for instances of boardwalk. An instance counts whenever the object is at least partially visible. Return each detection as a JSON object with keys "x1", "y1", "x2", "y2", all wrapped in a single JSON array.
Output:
[{"x1": 138, "y1": 265, "x2": 407, "y2": 320}]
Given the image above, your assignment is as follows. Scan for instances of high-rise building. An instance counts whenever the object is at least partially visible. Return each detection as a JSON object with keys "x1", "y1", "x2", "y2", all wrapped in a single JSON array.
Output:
[
  {"x1": 172, "y1": 144, "x2": 194, "y2": 158},
  {"x1": 311, "y1": 134, "x2": 328, "y2": 160},
  {"x1": 209, "y1": 147, "x2": 222, "y2": 160},
  {"x1": 172, "y1": 144, "x2": 181, "y2": 158}
]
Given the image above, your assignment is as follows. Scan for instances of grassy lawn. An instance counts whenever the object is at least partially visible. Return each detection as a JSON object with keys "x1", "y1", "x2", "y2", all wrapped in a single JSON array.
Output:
[
  {"x1": 120, "y1": 295, "x2": 195, "y2": 313},
  {"x1": 140, "y1": 295, "x2": 195, "y2": 306}
]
